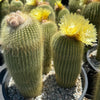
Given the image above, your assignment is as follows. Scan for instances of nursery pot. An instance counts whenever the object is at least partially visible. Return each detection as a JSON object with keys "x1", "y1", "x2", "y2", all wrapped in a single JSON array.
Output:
[
  {"x1": 87, "y1": 45, "x2": 100, "y2": 72},
  {"x1": 86, "y1": 45, "x2": 100, "y2": 99},
  {"x1": 1, "y1": 67, "x2": 88, "y2": 100}
]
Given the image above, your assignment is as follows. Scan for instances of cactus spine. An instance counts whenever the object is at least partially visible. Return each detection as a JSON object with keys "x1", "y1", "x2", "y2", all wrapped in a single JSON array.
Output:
[
  {"x1": 51, "y1": 32, "x2": 84, "y2": 88},
  {"x1": 2, "y1": 12, "x2": 43, "y2": 98},
  {"x1": 42, "y1": 21, "x2": 57, "y2": 74},
  {"x1": 10, "y1": 0, "x2": 24, "y2": 12}
]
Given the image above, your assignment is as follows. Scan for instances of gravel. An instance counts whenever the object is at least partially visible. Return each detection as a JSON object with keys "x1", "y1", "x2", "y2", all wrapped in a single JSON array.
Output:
[{"x1": 6, "y1": 67, "x2": 86, "y2": 100}]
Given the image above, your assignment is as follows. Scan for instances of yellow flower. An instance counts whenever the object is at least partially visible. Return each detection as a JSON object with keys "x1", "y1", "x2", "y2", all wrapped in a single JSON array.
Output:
[
  {"x1": 26, "y1": 0, "x2": 37, "y2": 6},
  {"x1": 0, "y1": 0, "x2": 2, "y2": 2},
  {"x1": 30, "y1": 8, "x2": 51, "y2": 22},
  {"x1": 55, "y1": 0, "x2": 64, "y2": 9},
  {"x1": 59, "y1": 13, "x2": 97, "y2": 45}
]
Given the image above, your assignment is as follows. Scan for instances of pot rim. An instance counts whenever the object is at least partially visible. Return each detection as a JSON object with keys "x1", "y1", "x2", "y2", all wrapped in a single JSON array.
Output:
[
  {"x1": 1, "y1": 67, "x2": 88, "y2": 100},
  {"x1": 86, "y1": 45, "x2": 100, "y2": 72}
]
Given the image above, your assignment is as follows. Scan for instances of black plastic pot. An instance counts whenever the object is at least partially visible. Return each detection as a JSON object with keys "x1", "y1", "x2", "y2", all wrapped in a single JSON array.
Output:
[
  {"x1": 1, "y1": 67, "x2": 88, "y2": 100},
  {"x1": 87, "y1": 45, "x2": 100, "y2": 72},
  {"x1": 85, "y1": 45, "x2": 100, "y2": 99}
]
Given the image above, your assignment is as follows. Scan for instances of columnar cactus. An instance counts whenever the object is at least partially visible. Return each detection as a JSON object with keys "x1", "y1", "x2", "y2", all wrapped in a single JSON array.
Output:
[
  {"x1": 42, "y1": 21, "x2": 57, "y2": 74},
  {"x1": 51, "y1": 13, "x2": 97, "y2": 88},
  {"x1": 30, "y1": 7, "x2": 57, "y2": 74},
  {"x1": 10, "y1": 0, "x2": 24, "y2": 12},
  {"x1": 1, "y1": 11, "x2": 43, "y2": 98},
  {"x1": 93, "y1": 72, "x2": 100, "y2": 100}
]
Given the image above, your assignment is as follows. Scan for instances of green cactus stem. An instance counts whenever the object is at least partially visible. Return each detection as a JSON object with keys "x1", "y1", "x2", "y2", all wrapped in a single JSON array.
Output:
[
  {"x1": 57, "y1": 8, "x2": 69, "y2": 24},
  {"x1": 51, "y1": 32, "x2": 84, "y2": 88},
  {"x1": 1, "y1": 11, "x2": 43, "y2": 98},
  {"x1": 42, "y1": 21, "x2": 57, "y2": 74},
  {"x1": 93, "y1": 72, "x2": 100, "y2": 100},
  {"x1": 10, "y1": 0, "x2": 24, "y2": 12},
  {"x1": 82, "y1": 2, "x2": 100, "y2": 32}
]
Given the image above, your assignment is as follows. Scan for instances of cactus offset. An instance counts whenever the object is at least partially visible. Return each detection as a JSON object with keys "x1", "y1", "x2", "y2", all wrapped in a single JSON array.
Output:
[
  {"x1": 51, "y1": 13, "x2": 97, "y2": 88},
  {"x1": 42, "y1": 21, "x2": 57, "y2": 74},
  {"x1": 10, "y1": 0, "x2": 24, "y2": 12},
  {"x1": 1, "y1": 11, "x2": 43, "y2": 98}
]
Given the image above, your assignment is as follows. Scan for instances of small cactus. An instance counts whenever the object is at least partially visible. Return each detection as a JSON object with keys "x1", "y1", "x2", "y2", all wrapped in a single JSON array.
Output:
[
  {"x1": 1, "y1": 11, "x2": 43, "y2": 98},
  {"x1": 10, "y1": 0, "x2": 24, "y2": 12}
]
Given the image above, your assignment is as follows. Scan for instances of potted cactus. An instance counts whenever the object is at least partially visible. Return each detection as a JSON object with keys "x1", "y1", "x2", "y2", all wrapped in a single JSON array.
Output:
[
  {"x1": 51, "y1": 13, "x2": 96, "y2": 88},
  {"x1": 1, "y1": 11, "x2": 43, "y2": 99}
]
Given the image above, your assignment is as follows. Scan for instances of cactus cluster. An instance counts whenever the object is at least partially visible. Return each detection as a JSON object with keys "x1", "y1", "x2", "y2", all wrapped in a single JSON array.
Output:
[{"x1": 0, "y1": 0, "x2": 98, "y2": 99}]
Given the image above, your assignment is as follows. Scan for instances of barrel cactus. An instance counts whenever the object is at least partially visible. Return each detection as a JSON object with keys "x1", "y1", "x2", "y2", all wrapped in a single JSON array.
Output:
[
  {"x1": 1, "y1": 11, "x2": 43, "y2": 98},
  {"x1": 51, "y1": 13, "x2": 97, "y2": 88},
  {"x1": 10, "y1": 0, "x2": 24, "y2": 12}
]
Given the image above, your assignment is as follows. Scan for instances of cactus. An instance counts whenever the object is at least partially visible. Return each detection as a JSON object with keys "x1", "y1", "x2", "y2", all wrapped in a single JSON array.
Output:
[
  {"x1": 10, "y1": 0, "x2": 24, "y2": 12},
  {"x1": 1, "y1": 11, "x2": 43, "y2": 98},
  {"x1": 0, "y1": 0, "x2": 10, "y2": 24},
  {"x1": 82, "y1": 2, "x2": 100, "y2": 32},
  {"x1": 57, "y1": 8, "x2": 69, "y2": 24},
  {"x1": 69, "y1": 0, "x2": 82, "y2": 13},
  {"x1": 93, "y1": 72, "x2": 100, "y2": 100},
  {"x1": 42, "y1": 21, "x2": 57, "y2": 74},
  {"x1": 51, "y1": 13, "x2": 97, "y2": 88},
  {"x1": 82, "y1": 1, "x2": 100, "y2": 61},
  {"x1": 37, "y1": 4, "x2": 55, "y2": 21},
  {"x1": 24, "y1": 0, "x2": 38, "y2": 12},
  {"x1": 52, "y1": 32, "x2": 84, "y2": 87}
]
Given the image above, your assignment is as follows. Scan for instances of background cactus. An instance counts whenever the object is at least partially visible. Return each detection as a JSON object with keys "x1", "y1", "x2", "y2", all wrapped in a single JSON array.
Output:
[
  {"x1": 10, "y1": 0, "x2": 24, "y2": 12},
  {"x1": 37, "y1": 4, "x2": 55, "y2": 21},
  {"x1": 42, "y1": 21, "x2": 57, "y2": 74},
  {"x1": 1, "y1": 11, "x2": 43, "y2": 98},
  {"x1": 51, "y1": 13, "x2": 96, "y2": 88},
  {"x1": 0, "y1": 0, "x2": 10, "y2": 24},
  {"x1": 93, "y1": 72, "x2": 100, "y2": 100},
  {"x1": 82, "y1": 1, "x2": 100, "y2": 61},
  {"x1": 57, "y1": 8, "x2": 69, "y2": 24},
  {"x1": 82, "y1": 2, "x2": 100, "y2": 33}
]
